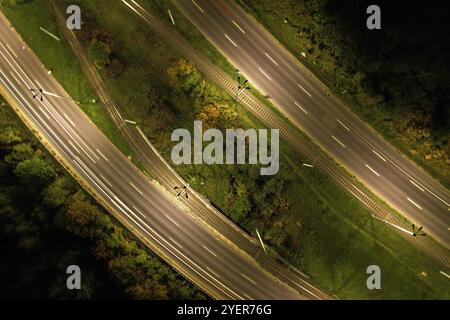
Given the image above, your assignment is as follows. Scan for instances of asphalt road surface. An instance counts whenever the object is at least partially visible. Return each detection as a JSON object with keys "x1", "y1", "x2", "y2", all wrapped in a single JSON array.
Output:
[
  {"x1": 173, "y1": 0, "x2": 450, "y2": 248},
  {"x1": 0, "y1": 12, "x2": 311, "y2": 300}
]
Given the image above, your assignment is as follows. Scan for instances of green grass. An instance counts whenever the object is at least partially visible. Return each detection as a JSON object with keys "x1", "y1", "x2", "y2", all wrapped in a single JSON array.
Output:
[{"x1": 2, "y1": 0, "x2": 449, "y2": 299}]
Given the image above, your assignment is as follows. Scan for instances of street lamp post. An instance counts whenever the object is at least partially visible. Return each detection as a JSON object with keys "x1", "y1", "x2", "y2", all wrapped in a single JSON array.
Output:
[
  {"x1": 412, "y1": 224, "x2": 426, "y2": 237},
  {"x1": 174, "y1": 185, "x2": 189, "y2": 199},
  {"x1": 30, "y1": 88, "x2": 44, "y2": 102},
  {"x1": 235, "y1": 69, "x2": 251, "y2": 102}
]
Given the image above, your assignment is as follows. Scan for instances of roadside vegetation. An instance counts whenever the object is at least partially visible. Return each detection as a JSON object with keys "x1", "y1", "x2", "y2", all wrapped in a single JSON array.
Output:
[
  {"x1": 1, "y1": 0, "x2": 449, "y2": 299},
  {"x1": 241, "y1": 0, "x2": 450, "y2": 188},
  {"x1": 0, "y1": 96, "x2": 205, "y2": 299}
]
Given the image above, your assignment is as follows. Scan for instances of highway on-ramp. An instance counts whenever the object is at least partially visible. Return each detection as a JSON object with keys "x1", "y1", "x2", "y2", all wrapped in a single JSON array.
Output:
[
  {"x1": 0, "y1": 11, "x2": 312, "y2": 300},
  {"x1": 173, "y1": 0, "x2": 450, "y2": 248}
]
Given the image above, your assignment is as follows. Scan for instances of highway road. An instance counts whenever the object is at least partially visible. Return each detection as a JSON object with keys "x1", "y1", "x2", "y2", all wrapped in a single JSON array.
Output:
[
  {"x1": 172, "y1": 0, "x2": 450, "y2": 248},
  {"x1": 0, "y1": 12, "x2": 311, "y2": 300}
]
